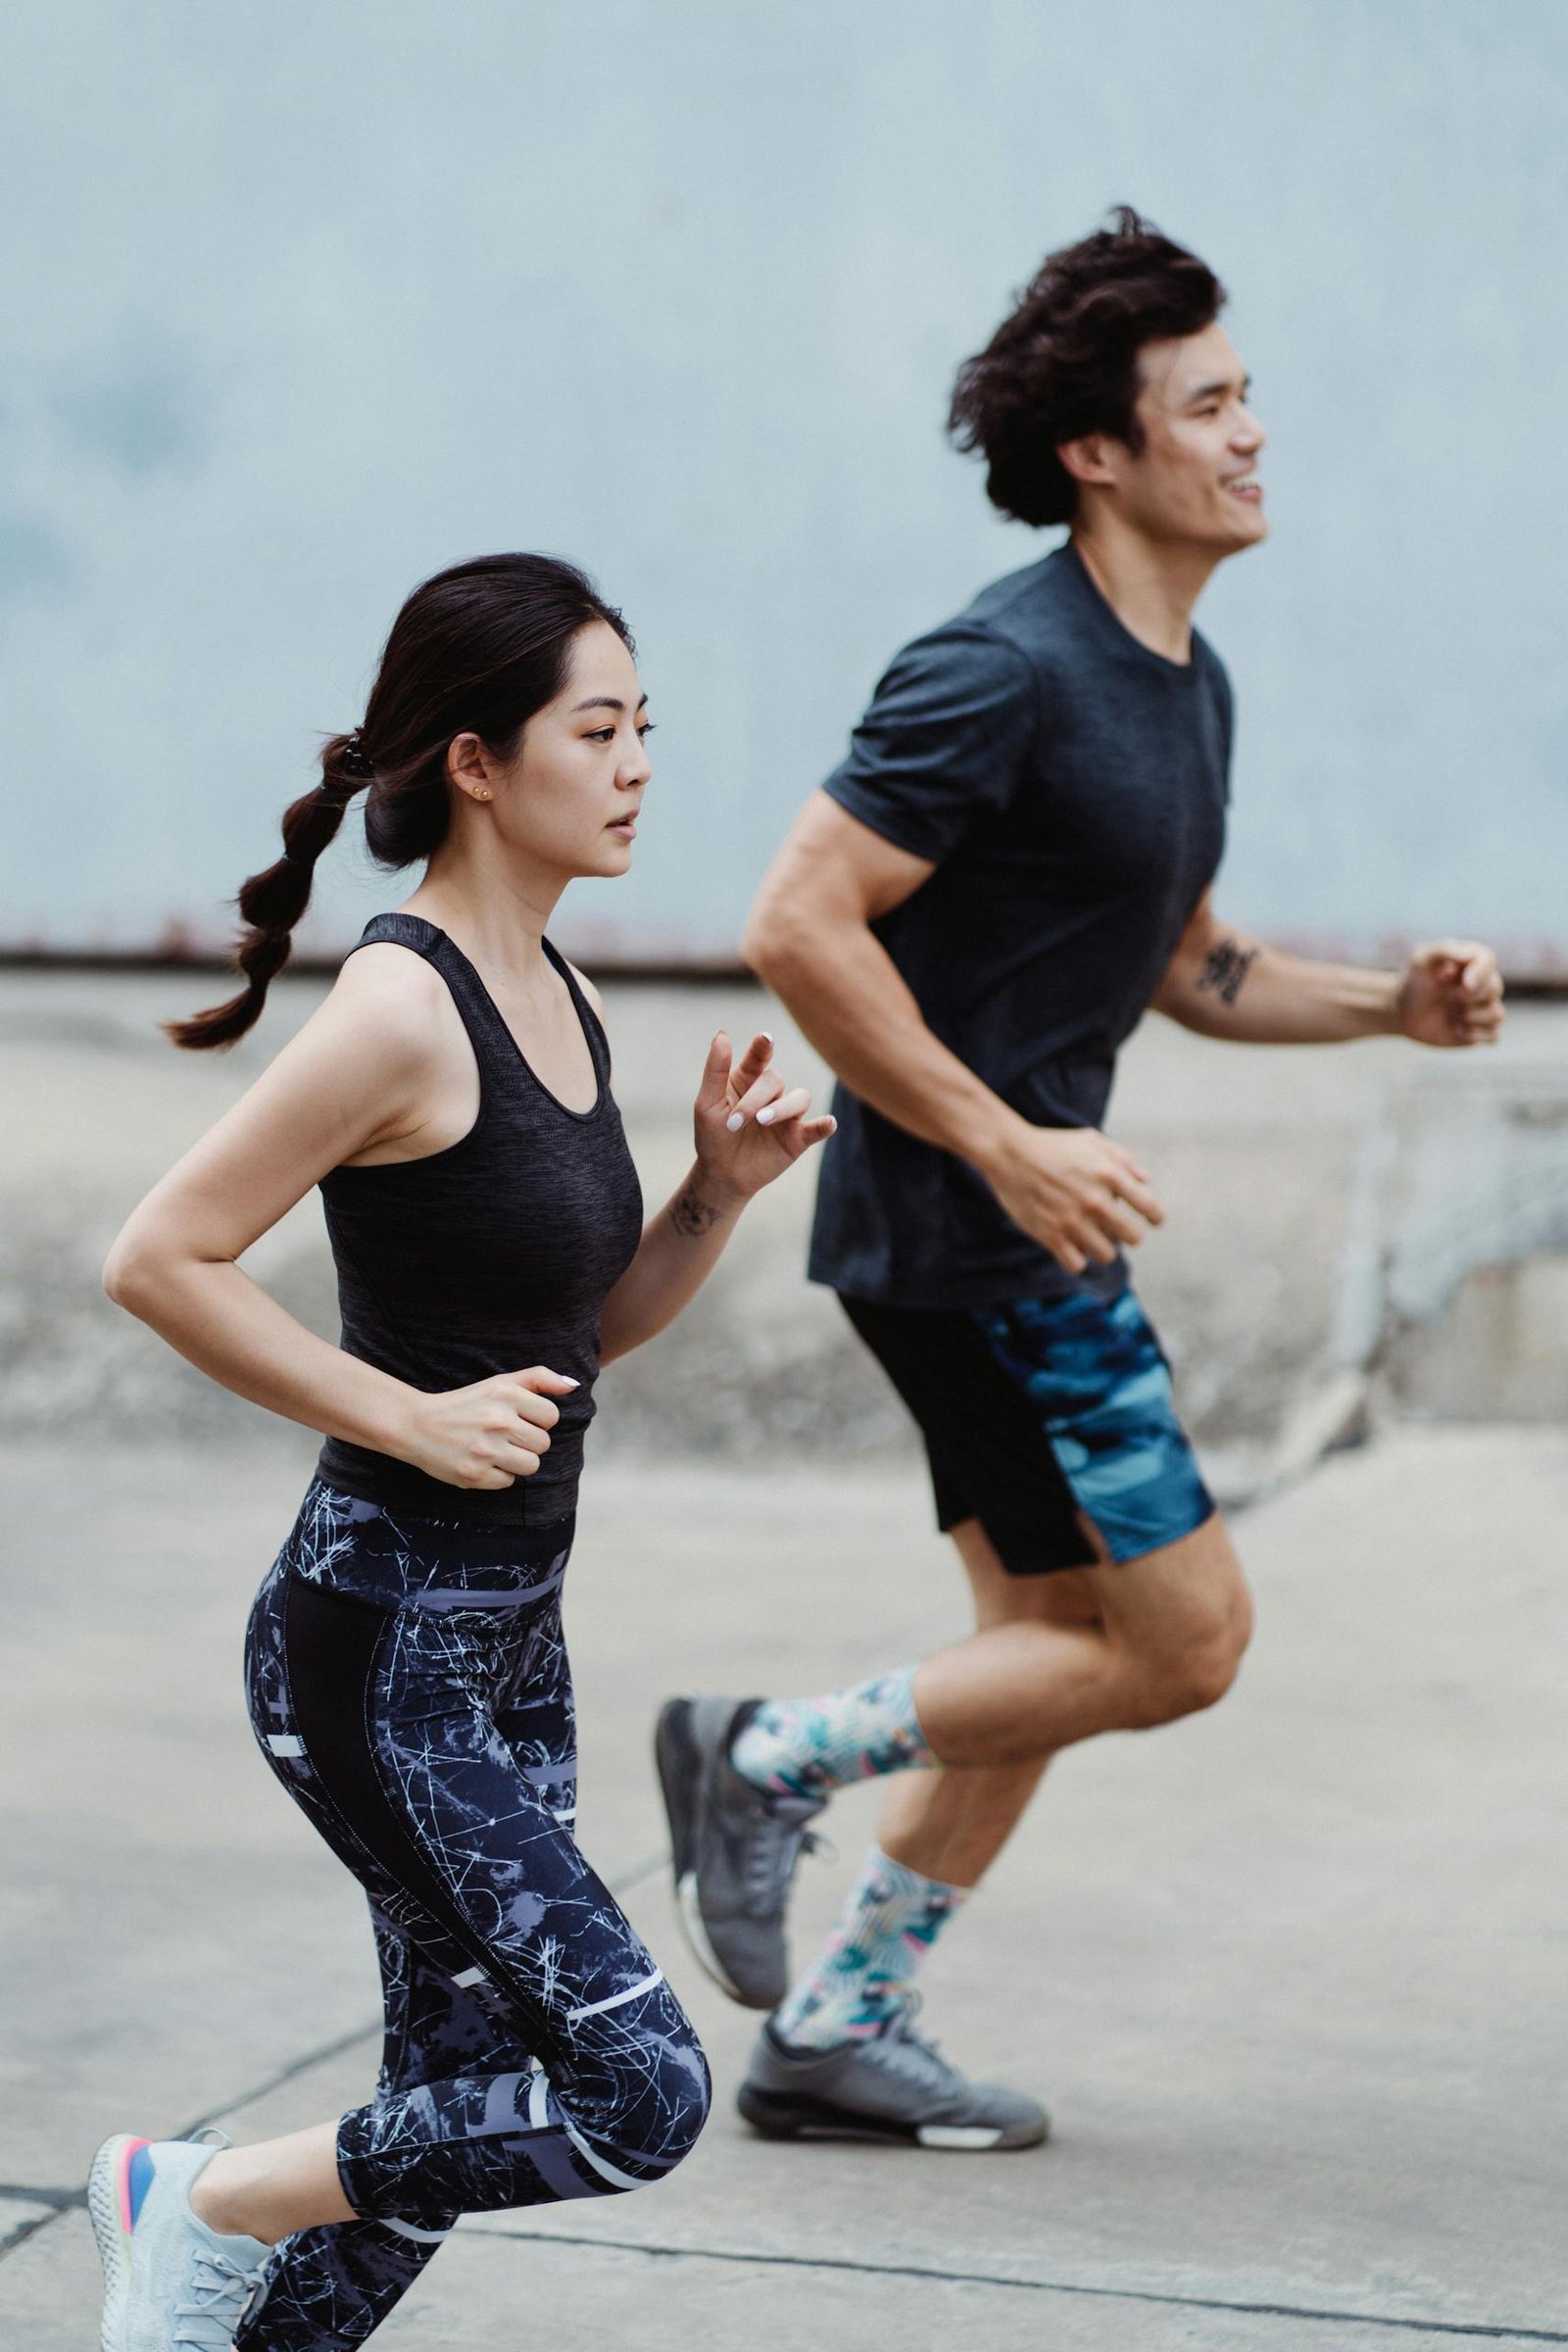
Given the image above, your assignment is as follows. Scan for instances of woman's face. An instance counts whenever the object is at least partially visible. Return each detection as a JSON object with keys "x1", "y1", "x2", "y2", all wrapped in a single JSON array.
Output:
[{"x1": 468, "y1": 620, "x2": 653, "y2": 883}]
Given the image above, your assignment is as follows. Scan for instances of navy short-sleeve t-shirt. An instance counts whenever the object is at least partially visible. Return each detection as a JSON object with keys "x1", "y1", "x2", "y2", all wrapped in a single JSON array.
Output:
[{"x1": 808, "y1": 540, "x2": 1232, "y2": 1311}]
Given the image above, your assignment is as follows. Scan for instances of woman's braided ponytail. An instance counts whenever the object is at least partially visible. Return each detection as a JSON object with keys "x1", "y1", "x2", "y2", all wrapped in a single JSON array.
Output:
[{"x1": 164, "y1": 735, "x2": 373, "y2": 1049}]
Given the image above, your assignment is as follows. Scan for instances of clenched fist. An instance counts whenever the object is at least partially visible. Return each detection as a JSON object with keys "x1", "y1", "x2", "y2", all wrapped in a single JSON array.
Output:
[
  {"x1": 397, "y1": 1366, "x2": 579, "y2": 1489},
  {"x1": 1396, "y1": 942, "x2": 1504, "y2": 1049}
]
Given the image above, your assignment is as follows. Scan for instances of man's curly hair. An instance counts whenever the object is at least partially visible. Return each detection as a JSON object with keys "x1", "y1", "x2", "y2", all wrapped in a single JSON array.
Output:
[{"x1": 949, "y1": 209, "x2": 1226, "y2": 527}]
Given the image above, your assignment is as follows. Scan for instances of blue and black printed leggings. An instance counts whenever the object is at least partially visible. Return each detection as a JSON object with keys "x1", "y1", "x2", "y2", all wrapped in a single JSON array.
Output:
[{"x1": 235, "y1": 1483, "x2": 710, "y2": 2351}]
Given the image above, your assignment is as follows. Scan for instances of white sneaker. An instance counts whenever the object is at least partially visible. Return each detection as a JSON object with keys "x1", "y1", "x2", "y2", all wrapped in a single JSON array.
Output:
[{"x1": 88, "y1": 2130, "x2": 270, "y2": 2351}]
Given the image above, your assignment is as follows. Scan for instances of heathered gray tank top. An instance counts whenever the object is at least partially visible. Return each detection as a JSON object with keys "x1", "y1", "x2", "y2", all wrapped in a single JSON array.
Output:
[{"x1": 315, "y1": 913, "x2": 644, "y2": 1524}]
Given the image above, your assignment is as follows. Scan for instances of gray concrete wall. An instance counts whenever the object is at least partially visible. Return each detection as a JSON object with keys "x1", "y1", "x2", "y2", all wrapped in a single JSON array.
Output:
[
  {"x1": 6, "y1": 970, "x2": 1565, "y2": 1502},
  {"x1": 3, "y1": 1, "x2": 1566, "y2": 966}
]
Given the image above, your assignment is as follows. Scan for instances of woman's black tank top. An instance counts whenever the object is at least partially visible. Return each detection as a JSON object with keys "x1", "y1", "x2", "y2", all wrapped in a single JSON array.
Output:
[{"x1": 315, "y1": 914, "x2": 644, "y2": 1524}]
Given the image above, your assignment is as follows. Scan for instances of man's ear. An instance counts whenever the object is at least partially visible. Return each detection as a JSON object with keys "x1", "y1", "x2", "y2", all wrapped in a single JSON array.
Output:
[{"x1": 1055, "y1": 431, "x2": 1121, "y2": 490}]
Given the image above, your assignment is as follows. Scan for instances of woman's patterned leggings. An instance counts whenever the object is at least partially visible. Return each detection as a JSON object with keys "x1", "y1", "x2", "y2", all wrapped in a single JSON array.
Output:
[{"x1": 233, "y1": 1483, "x2": 710, "y2": 2350}]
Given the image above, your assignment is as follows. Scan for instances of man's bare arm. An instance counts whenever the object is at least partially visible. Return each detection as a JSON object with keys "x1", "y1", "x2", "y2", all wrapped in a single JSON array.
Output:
[
  {"x1": 744, "y1": 796, "x2": 1014, "y2": 1157},
  {"x1": 1153, "y1": 892, "x2": 1504, "y2": 1047},
  {"x1": 744, "y1": 794, "x2": 1162, "y2": 1274}
]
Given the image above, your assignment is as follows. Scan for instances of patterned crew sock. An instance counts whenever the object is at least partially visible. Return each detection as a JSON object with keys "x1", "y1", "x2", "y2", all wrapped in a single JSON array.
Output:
[
  {"x1": 771, "y1": 1846, "x2": 970, "y2": 2050},
  {"x1": 729, "y1": 1665, "x2": 935, "y2": 1801}
]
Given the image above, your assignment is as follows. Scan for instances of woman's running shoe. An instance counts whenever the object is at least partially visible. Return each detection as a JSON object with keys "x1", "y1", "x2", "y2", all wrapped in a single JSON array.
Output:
[{"x1": 88, "y1": 2129, "x2": 270, "y2": 2351}]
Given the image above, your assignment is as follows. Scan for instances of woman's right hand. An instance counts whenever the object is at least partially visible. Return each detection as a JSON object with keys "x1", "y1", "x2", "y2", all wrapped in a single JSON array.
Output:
[{"x1": 397, "y1": 1366, "x2": 579, "y2": 1489}]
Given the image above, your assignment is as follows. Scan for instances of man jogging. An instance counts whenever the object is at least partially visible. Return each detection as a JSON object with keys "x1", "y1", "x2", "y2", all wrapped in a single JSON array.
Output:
[{"x1": 657, "y1": 209, "x2": 1504, "y2": 2150}]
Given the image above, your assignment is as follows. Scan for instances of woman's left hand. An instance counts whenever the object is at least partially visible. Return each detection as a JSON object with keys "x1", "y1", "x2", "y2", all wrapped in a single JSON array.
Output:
[{"x1": 693, "y1": 1030, "x2": 837, "y2": 1206}]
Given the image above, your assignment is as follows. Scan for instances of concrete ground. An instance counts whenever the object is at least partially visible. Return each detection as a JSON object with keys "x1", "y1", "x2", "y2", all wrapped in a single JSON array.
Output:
[
  {"x1": 3, "y1": 1421, "x2": 1566, "y2": 2349},
  {"x1": 3, "y1": 966, "x2": 1566, "y2": 2343}
]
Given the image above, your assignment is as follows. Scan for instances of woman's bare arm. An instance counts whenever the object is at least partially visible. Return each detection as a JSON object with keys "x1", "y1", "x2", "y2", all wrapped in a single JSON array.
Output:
[
  {"x1": 598, "y1": 1030, "x2": 834, "y2": 1363},
  {"x1": 105, "y1": 948, "x2": 569, "y2": 1489}
]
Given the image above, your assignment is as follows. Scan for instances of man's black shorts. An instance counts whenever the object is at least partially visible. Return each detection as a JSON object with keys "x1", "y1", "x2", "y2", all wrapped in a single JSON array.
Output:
[{"x1": 840, "y1": 1282, "x2": 1214, "y2": 1577}]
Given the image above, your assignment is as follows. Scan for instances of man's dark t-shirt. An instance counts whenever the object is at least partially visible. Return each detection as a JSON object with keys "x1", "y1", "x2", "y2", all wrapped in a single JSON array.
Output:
[{"x1": 808, "y1": 540, "x2": 1232, "y2": 1312}]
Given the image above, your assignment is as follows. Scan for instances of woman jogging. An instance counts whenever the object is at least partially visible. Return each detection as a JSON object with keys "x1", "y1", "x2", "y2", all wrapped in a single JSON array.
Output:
[{"x1": 88, "y1": 554, "x2": 832, "y2": 2351}]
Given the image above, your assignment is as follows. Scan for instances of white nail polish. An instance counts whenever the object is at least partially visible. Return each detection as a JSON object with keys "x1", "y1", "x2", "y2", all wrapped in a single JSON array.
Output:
[
  {"x1": 757, "y1": 1106, "x2": 775, "y2": 1125},
  {"x1": 726, "y1": 1111, "x2": 744, "y2": 1132}
]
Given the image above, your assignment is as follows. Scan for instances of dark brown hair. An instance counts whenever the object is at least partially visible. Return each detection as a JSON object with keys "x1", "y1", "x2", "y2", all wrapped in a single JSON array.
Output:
[
  {"x1": 948, "y1": 207, "x2": 1226, "y2": 528},
  {"x1": 169, "y1": 554, "x2": 631, "y2": 1049}
]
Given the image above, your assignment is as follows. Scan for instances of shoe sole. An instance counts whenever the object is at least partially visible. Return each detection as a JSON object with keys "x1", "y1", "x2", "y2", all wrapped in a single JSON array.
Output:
[
  {"x1": 654, "y1": 1698, "x2": 749, "y2": 2005},
  {"x1": 737, "y1": 2083, "x2": 1049, "y2": 2152},
  {"x1": 87, "y1": 2134, "x2": 145, "y2": 2352}
]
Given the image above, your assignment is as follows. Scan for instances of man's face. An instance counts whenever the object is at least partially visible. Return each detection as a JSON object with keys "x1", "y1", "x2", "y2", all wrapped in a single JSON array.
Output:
[{"x1": 1097, "y1": 321, "x2": 1267, "y2": 554}]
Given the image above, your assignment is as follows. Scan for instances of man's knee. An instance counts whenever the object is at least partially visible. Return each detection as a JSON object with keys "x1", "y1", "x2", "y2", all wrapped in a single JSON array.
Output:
[{"x1": 1126, "y1": 1585, "x2": 1251, "y2": 1727}]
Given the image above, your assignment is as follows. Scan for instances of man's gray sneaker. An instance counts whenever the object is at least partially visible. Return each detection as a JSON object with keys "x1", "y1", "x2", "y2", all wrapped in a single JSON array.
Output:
[
  {"x1": 736, "y1": 2009, "x2": 1050, "y2": 2150},
  {"x1": 655, "y1": 1694, "x2": 825, "y2": 2010},
  {"x1": 88, "y1": 2129, "x2": 270, "y2": 2351}
]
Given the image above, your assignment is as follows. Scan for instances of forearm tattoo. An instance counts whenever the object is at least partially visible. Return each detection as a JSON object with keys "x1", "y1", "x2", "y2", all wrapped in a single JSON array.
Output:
[
  {"x1": 670, "y1": 1182, "x2": 724, "y2": 1240},
  {"x1": 1197, "y1": 936, "x2": 1259, "y2": 1006}
]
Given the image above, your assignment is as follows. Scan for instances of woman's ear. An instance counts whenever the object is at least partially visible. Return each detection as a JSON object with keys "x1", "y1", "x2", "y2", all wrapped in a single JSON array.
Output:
[{"x1": 447, "y1": 731, "x2": 496, "y2": 804}]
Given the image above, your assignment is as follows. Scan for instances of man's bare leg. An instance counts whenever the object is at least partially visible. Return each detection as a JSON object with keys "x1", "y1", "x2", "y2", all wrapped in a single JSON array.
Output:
[
  {"x1": 757, "y1": 1510, "x2": 1249, "y2": 2070},
  {"x1": 875, "y1": 1523, "x2": 1091, "y2": 1885},
  {"x1": 905, "y1": 1510, "x2": 1250, "y2": 1769},
  {"x1": 880, "y1": 1512, "x2": 1250, "y2": 1884},
  {"x1": 655, "y1": 1366, "x2": 1252, "y2": 2136}
]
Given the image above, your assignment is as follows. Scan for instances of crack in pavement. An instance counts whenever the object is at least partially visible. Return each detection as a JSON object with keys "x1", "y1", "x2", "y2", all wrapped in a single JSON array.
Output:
[
  {"x1": 0, "y1": 1846, "x2": 668, "y2": 2273},
  {"x1": 6, "y1": 2181, "x2": 1554, "y2": 2345},
  {"x1": 13, "y1": 1834, "x2": 1553, "y2": 2343},
  {"x1": 0, "y1": 2197, "x2": 83, "y2": 2262},
  {"x1": 460, "y1": 2229, "x2": 1568, "y2": 2344}
]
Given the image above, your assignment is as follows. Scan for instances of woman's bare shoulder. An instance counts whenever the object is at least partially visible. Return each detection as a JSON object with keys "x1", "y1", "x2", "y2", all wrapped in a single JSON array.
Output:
[
  {"x1": 325, "y1": 941, "x2": 453, "y2": 1041},
  {"x1": 269, "y1": 941, "x2": 457, "y2": 1103}
]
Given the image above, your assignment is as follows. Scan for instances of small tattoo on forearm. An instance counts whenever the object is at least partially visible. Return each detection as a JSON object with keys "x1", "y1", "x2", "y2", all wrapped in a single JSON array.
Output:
[
  {"x1": 1198, "y1": 937, "x2": 1258, "y2": 1006},
  {"x1": 671, "y1": 1183, "x2": 722, "y2": 1240}
]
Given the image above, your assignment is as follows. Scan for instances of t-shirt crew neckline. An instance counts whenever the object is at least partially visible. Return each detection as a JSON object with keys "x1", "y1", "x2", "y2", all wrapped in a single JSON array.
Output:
[{"x1": 1061, "y1": 538, "x2": 1200, "y2": 678}]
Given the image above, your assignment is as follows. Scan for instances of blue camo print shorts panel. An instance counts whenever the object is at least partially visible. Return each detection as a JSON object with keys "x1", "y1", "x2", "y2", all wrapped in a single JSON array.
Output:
[{"x1": 972, "y1": 1286, "x2": 1215, "y2": 1564}]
